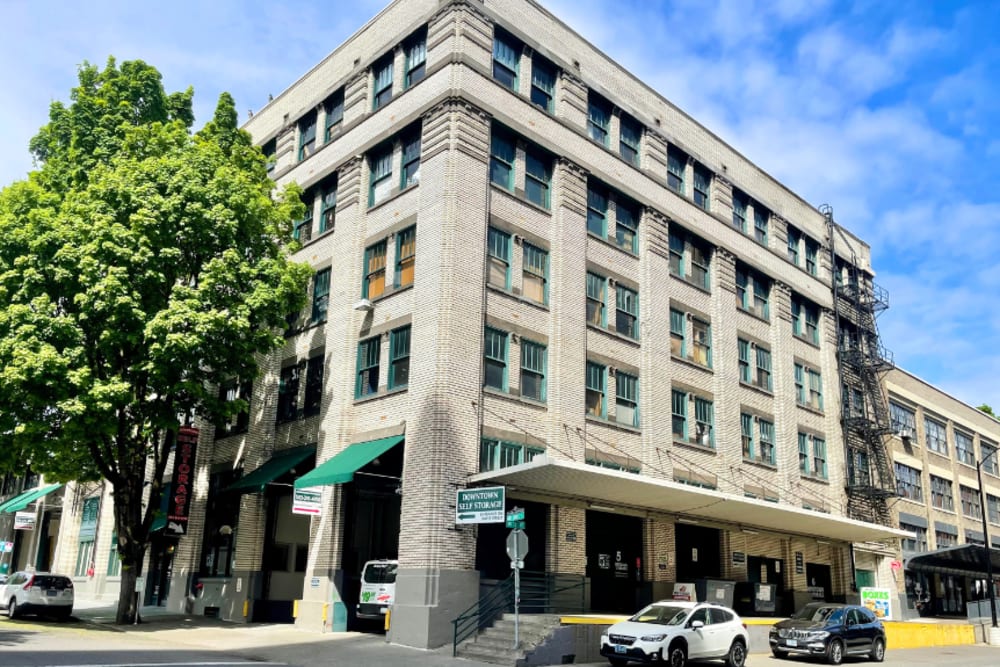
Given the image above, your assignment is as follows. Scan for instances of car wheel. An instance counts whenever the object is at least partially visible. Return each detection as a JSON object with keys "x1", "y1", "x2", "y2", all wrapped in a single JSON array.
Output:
[
  {"x1": 725, "y1": 639, "x2": 747, "y2": 667},
  {"x1": 869, "y1": 636, "x2": 886, "y2": 662},
  {"x1": 666, "y1": 642, "x2": 687, "y2": 667},
  {"x1": 607, "y1": 659, "x2": 627, "y2": 667},
  {"x1": 7, "y1": 598, "x2": 17, "y2": 620},
  {"x1": 771, "y1": 647, "x2": 787, "y2": 659},
  {"x1": 826, "y1": 638, "x2": 844, "y2": 665}
]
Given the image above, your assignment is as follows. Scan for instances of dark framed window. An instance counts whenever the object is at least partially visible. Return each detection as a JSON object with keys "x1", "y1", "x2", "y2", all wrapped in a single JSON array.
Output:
[
  {"x1": 276, "y1": 365, "x2": 300, "y2": 423},
  {"x1": 200, "y1": 470, "x2": 241, "y2": 577},
  {"x1": 298, "y1": 112, "x2": 317, "y2": 161},
  {"x1": 372, "y1": 55, "x2": 393, "y2": 109},
  {"x1": 311, "y1": 268, "x2": 330, "y2": 324},
  {"x1": 404, "y1": 29, "x2": 427, "y2": 88},
  {"x1": 356, "y1": 337, "x2": 380, "y2": 398},
  {"x1": 530, "y1": 56, "x2": 556, "y2": 112},
  {"x1": 303, "y1": 354, "x2": 324, "y2": 417},
  {"x1": 389, "y1": 326, "x2": 411, "y2": 389},
  {"x1": 492, "y1": 28, "x2": 520, "y2": 90},
  {"x1": 324, "y1": 89, "x2": 344, "y2": 141},
  {"x1": 216, "y1": 380, "x2": 252, "y2": 438}
]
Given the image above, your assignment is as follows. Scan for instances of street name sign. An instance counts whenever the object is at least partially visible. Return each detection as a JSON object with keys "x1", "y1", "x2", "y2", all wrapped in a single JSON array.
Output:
[{"x1": 456, "y1": 486, "x2": 505, "y2": 524}]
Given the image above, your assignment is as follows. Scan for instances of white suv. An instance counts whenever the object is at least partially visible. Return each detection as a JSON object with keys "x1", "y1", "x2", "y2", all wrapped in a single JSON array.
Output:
[
  {"x1": 0, "y1": 571, "x2": 74, "y2": 620},
  {"x1": 600, "y1": 600, "x2": 748, "y2": 667}
]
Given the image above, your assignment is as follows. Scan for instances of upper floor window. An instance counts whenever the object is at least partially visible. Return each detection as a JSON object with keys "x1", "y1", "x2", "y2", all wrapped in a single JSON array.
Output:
[
  {"x1": 401, "y1": 134, "x2": 421, "y2": 188},
  {"x1": 492, "y1": 28, "x2": 520, "y2": 90},
  {"x1": 324, "y1": 90, "x2": 344, "y2": 142},
  {"x1": 262, "y1": 138, "x2": 277, "y2": 176},
  {"x1": 615, "y1": 284, "x2": 639, "y2": 339},
  {"x1": 616, "y1": 372, "x2": 639, "y2": 428},
  {"x1": 895, "y1": 462, "x2": 923, "y2": 501},
  {"x1": 356, "y1": 336, "x2": 380, "y2": 398},
  {"x1": 389, "y1": 325, "x2": 411, "y2": 390},
  {"x1": 619, "y1": 114, "x2": 641, "y2": 166},
  {"x1": 524, "y1": 146, "x2": 550, "y2": 208},
  {"x1": 217, "y1": 380, "x2": 252, "y2": 438},
  {"x1": 667, "y1": 146, "x2": 686, "y2": 194},
  {"x1": 988, "y1": 493, "x2": 1000, "y2": 524},
  {"x1": 586, "y1": 361, "x2": 607, "y2": 418},
  {"x1": 754, "y1": 205, "x2": 769, "y2": 245},
  {"x1": 404, "y1": 29, "x2": 427, "y2": 88},
  {"x1": 520, "y1": 340, "x2": 547, "y2": 402},
  {"x1": 798, "y1": 433, "x2": 828, "y2": 479},
  {"x1": 791, "y1": 295, "x2": 820, "y2": 345},
  {"x1": 479, "y1": 438, "x2": 543, "y2": 473},
  {"x1": 925, "y1": 416, "x2": 947, "y2": 454},
  {"x1": 693, "y1": 164, "x2": 711, "y2": 211},
  {"x1": 304, "y1": 354, "x2": 324, "y2": 417},
  {"x1": 735, "y1": 265, "x2": 770, "y2": 319},
  {"x1": 929, "y1": 474, "x2": 954, "y2": 511},
  {"x1": 795, "y1": 363, "x2": 823, "y2": 411},
  {"x1": 586, "y1": 180, "x2": 639, "y2": 253},
  {"x1": 490, "y1": 126, "x2": 552, "y2": 209},
  {"x1": 395, "y1": 226, "x2": 416, "y2": 289},
  {"x1": 585, "y1": 272, "x2": 607, "y2": 327},
  {"x1": 787, "y1": 225, "x2": 801, "y2": 265},
  {"x1": 363, "y1": 241, "x2": 387, "y2": 299},
  {"x1": 294, "y1": 188, "x2": 315, "y2": 243},
  {"x1": 490, "y1": 128, "x2": 516, "y2": 191},
  {"x1": 311, "y1": 268, "x2": 330, "y2": 324},
  {"x1": 372, "y1": 55, "x2": 394, "y2": 110},
  {"x1": 320, "y1": 178, "x2": 337, "y2": 235},
  {"x1": 889, "y1": 401, "x2": 916, "y2": 436},
  {"x1": 487, "y1": 227, "x2": 511, "y2": 290},
  {"x1": 955, "y1": 431, "x2": 975, "y2": 466},
  {"x1": 369, "y1": 144, "x2": 394, "y2": 206},
  {"x1": 368, "y1": 127, "x2": 422, "y2": 207},
  {"x1": 522, "y1": 242, "x2": 548, "y2": 304},
  {"x1": 298, "y1": 112, "x2": 317, "y2": 162},
  {"x1": 588, "y1": 93, "x2": 611, "y2": 146},
  {"x1": 961, "y1": 484, "x2": 982, "y2": 519},
  {"x1": 530, "y1": 56, "x2": 556, "y2": 112},
  {"x1": 484, "y1": 327, "x2": 509, "y2": 391},
  {"x1": 739, "y1": 339, "x2": 772, "y2": 391},
  {"x1": 983, "y1": 440, "x2": 1000, "y2": 476},
  {"x1": 277, "y1": 364, "x2": 300, "y2": 423},
  {"x1": 673, "y1": 310, "x2": 711, "y2": 368},
  {"x1": 668, "y1": 227, "x2": 710, "y2": 290},
  {"x1": 900, "y1": 523, "x2": 927, "y2": 552},
  {"x1": 732, "y1": 190, "x2": 748, "y2": 232},
  {"x1": 805, "y1": 237, "x2": 819, "y2": 276}
]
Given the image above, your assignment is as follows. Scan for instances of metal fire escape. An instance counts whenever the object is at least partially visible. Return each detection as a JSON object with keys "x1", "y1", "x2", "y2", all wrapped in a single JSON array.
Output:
[{"x1": 823, "y1": 205, "x2": 897, "y2": 526}]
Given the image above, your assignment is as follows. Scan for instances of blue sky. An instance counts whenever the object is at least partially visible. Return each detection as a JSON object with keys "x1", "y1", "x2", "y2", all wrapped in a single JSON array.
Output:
[{"x1": 3, "y1": 0, "x2": 1000, "y2": 411}]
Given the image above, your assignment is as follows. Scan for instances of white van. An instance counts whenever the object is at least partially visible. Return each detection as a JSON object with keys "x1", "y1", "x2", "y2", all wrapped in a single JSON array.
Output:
[{"x1": 357, "y1": 559, "x2": 398, "y2": 619}]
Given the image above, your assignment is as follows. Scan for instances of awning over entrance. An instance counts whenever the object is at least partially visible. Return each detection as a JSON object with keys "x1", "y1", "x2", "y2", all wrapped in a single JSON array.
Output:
[
  {"x1": 294, "y1": 435, "x2": 403, "y2": 488},
  {"x1": 0, "y1": 483, "x2": 63, "y2": 514},
  {"x1": 226, "y1": 444, "x2": 316, "y2": 494},
  {"x1": 470, "y1": 456, "x2": 908, "y2": 543},
  {"x1": 905, "y1": 544, "x2": 1000, "y2": 579}
]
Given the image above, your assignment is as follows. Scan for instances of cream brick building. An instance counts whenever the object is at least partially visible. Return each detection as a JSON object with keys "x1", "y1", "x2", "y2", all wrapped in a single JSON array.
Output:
[{"x1": 36, "y1": 0, "x2": 923, "y2": 649}]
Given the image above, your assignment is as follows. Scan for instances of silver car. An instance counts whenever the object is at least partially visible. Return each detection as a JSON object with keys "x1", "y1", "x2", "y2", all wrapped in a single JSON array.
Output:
[{"x1": 0, "y1": 571, "x2": 74, "y2": 619}]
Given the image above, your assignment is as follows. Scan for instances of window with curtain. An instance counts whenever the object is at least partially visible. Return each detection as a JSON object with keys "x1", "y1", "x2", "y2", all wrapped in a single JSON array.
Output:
[
  {"x1": 404, "y1": 30, "x2": 427, "y2": 88},
  {"x1": 520, "y1": 340, "x2": 546, "y2": 402},
  {"x1": 492, "y1": 29, "x2": 519, "y2": 89},
  {"x1": 363, "y1": 240, "x2": 387, "y2": 299},
  {"x1": 615, "y1": 372, "x2": 639, "y2": 427},
  {"x1": 530, "y1": 57, "x2": 556, "y2": 111},
  {"x1": 588, "y1": 94, "x2": 611, "y2": 145},
  {"x1": 395, "y1": 227, "x2": 416, "y2": 288},
  {"x1": 372, "y1": 55, "x2": 393, "y2": 109},
  {"x1": 586, "y1": 362, "x2": 606, "y2": 417},
  {"x1": 522, "y1": 243, "x2": 547, "y2": 304}
]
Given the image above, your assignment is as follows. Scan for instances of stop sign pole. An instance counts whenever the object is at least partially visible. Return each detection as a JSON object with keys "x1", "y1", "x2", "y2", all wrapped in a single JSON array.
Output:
[{"x1": 506, "y1": 508, "x2": 527, "y2": 649}]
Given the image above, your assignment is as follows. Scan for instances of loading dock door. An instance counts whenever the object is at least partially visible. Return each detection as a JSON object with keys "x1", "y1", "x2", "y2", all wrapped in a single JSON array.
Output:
[
  {"x1": 675, "y1": 524, "x2": 722, "y2": 583},
  {"x1": 587, "y1": 510, "x2": 642, "y2": 613}
]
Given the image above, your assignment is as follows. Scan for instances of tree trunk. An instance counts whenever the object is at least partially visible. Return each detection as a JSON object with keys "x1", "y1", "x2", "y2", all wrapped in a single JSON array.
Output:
[{"x1": 113, "y1": 471, "x2": 152, "y2": 625}]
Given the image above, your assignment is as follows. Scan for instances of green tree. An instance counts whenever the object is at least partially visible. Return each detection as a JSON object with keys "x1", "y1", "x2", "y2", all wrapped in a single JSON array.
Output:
[
  {"x1": 978, "y1": 404, "x2": 995, "y2": 417},
  {"x1": 0, "y1": 58, "x2": 311, "y2": 623}
]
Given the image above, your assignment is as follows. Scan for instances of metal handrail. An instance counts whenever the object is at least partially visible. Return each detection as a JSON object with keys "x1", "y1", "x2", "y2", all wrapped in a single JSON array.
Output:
[{"x1": 452, "y1": 575, "x2": 514, "y2": 656}]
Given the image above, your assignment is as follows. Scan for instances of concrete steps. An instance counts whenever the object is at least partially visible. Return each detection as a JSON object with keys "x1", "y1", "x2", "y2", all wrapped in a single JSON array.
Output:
[{"x1": 455, "y1": 614, "x2": 562, "y2": 666}]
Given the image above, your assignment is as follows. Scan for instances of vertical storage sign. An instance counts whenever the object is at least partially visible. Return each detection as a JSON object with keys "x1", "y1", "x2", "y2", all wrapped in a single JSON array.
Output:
[{"x1": 167, "y1": 426, "x2": 199, "y2": 535}]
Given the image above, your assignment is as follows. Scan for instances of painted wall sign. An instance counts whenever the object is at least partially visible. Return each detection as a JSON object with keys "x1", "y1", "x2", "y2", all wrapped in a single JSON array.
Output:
[{"x1": 166, "y1": 426, "x2": 199, "y2": 535}]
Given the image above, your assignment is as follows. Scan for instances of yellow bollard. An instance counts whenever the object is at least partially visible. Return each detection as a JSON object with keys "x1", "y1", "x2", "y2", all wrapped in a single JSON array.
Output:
[
  {"x1": 293, "y1": 600, "x2": 299, "y2": 618},
  {"x1": 322, "y1": 603, "x2": 328, "y2": 623},
  {"x1": 384, "y1": 608, "x2": 391, "y2": 632},
  {"x1": 243, "y1": 600, "x2": 249, "y2": 618}
]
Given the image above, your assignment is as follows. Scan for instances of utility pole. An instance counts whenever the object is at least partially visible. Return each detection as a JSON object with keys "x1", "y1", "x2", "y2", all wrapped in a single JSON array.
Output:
[{"x1": 976, "y1": 448, "x2": 998, "y2": 630}]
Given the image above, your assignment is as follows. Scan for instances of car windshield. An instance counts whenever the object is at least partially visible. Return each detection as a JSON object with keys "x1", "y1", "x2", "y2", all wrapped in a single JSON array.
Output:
[
  {"x1": 629, "y1": 605, "x2": 689, "y2": 625},
  {"x1": 362, "y1": 562, "x2": 397, "y2": 584},
  {"x1": 792, "y1": 605, "x2": 844, "y2": 624}
]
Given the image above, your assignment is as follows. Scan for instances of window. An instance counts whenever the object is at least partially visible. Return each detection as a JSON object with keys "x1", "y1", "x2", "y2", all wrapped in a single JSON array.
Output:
[
  {"x1": 520, "y1": 340, "x2": 546, "y2": 402},
  {"x1": 587, "y1": 183, "x2": 607, "y2": 237},
  {"x1": 298, "y1": 112, "x2": 317, "y2": 161},
  {"x1": 324, "y1": 90, "x2": 344, "y2": 141},
  {"x1": 753, "y1": 206, "x2": 769, "y2": 245},
  {"x1": 216, "y1": 380, "x2": 252, "y2": 438},
  {"x1": 492, "y1": 28, "x2": 519, "y2": 89},
  {"x1": 732, "y1": 190, "x2": 748, "y2": 232},
  {"x1": 311, "y1": 268, "x2": 330, "y2": 324},
  {"x1": 277, "y1": 365, "x2": 300, "y2": 423},
  {"x1": 395, "y1": 227, "x2": 416, "y2": 288},
  {"x1": 735, "y1": 265, "x2": 770, "y2": 319},
  {"x1": 813, "y1": 437, "x2": 828, "y2": 478},
  {"x1": 303, "y1": 354, "x2": 324, "y2": 417},
  {"x1": 319, "y1": 179, "x2": 337, "y2": 235},
  {"x1": 936, "y1": 530, "x2": 957, "y2": 548},
  {"x1": 791, "y1": 295, "x2": 820, "y2": 345},
  {"x1": 983, "y1": 441, "x2": 999, "y2": 476},
  {"x1": 930, "y1": 474, "x2": 954, "y2": 511},
  {"x1": 795, "y1": 364, "x2": 823, "y2": 411},
  {"x1": 668, "y1": 228, "x2": 711, "y2": 290},
  {"x1": 75, "y1": 496, "x2": 99, "y2": 577},
  {"x1": 486, "y1": 227, "x2": 512, "y2": 289},
  {"x1": 956, "y1": 431, "x2": 975, "y2": 466},
  {"x1": 988, "y1": 494, "x2": 1000, "y2": 524},
  {"x1": 694, "y1": 397, "x2": 714, "y2": 447},
  {"x1": 588, "y1": 94, "x2": 611, "y2": 146},
  {"x1": 107, "y1": 531, "x2": 121, "y2": 576},
  {"x1": 805, "y1": 238, "x2": 819, "y2": 276},
  {"x1": 754, "y1": 346, "x2": 772, "y2": 391},
  {"x1": 372, "y1": 55, "x2": 393, "y2": 109},
  {"x1": 615, "y1": 197, "x2": 639, "y2": 254},
  {"x1": 925, "y1": 417, "x2": 947, "y2": 454},
  {"x1": 404, "y1": 30, "x2": 427, "y2": 88},
  {"x1": 798, "y1": 433, "x2": 809, "y2": 474},
  {"x1": 615, "y1": 285, "x2": 639, "y2": 339},
  {"x1": 693, "y1": 164, "x2": 711, "y2": 211},
  {"x1": 670, "y1": 310, "x2": 685, "y2": 357},
  {"x1": 667, "y1": 146, "x2": 685, "y2": 194},
  {"x1": 263, "y1": 138, "x2": 277, "y2": 176},
  {"x1": 356, "y1": 337, "x2": 381, "y2": 398},
  {"x1": 895, "y1": 462, "x2": 923, "y2": 501},
  {"x1": 530, "y1": 56, "x2": 556, "y2": 112},
  {"x1": 616, "y1": 372, "x2": 639, "y2": 427},
  {"x1": 742, "y1": 415, "x2": 755, "y2": 460},
  {"x1": 672, "y1": 390, "x2": 687, "y2": 441},
  {"x1": 389, "y1": 325, "x2": 411, "y2": 390},
  {"x1": 738, "y1": 339, "x2": 752, "y2": 384},
  {"x1": 490, "y1": 128, "x2": 515, "y2": 190},
  {"x1": 363, "y1": 241, "x2": 387, "y2": 299},
  {"x1": 691, "y1": 318, "x2": 711, "y2": 367},
  {"x1": 524, "y1": 147, "x2": 551, "y2": 208},
  {"x1": 961, "y1": 485, "x2": 982, "y2": 519},
  {"x1": 586, "y1": 181, "x2": 640, "y2": 253},
  {"x1": 480, "y1": 438, "x2": 543, "y2": 473},
  {"x1": 200, "y1": 470, "x2": 240, "y2": 576},
  {"x1": 586, "y1": 361, "x2": 606, "y2": 417},
  {"x1": 900, "y1": 523, "x2": 927, "y2": 552},
  {"x1": 401, "y1": 134, "x2": 421, "y2": 188},
  {"x1": 586, "y1": 272, "x2": 606, "y2": 326},
  {"x1": 294, "y1": 191, "x2": 314, "y2": 243},
  {"x1": 889, "y1": 401, "x2": 916, "y2": 435},
  {"x1": 484, "y1": 328, "x2": 508, "y2": 391},
  {"x1": 787, "y1": 226, "x2": 801, "y2": 265},
  {"x1": 522, "y1": 243, "x2": 548, "y2": 304},
  {"x1": 758, "y1": 419, "x2": 775, "y2": 465},
  {"x1": 369, "y1": 144, "x2": 393, "y2": 206},
  {"x1": 620, "y1": 114, "x2": 641, "y2": 166}
]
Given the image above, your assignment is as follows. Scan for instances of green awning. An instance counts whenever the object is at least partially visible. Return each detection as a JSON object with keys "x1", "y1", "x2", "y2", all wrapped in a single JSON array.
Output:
[
  {"x1": 294, "y1": 435, "x2": 403, "y2": 488},
  {"x1": 0, "y1": 483, "x2": 63, "y2": 513},
  {"x1": 0, "y1": 489, "x2": 37, "y2": 514},
  {"x1": 151, "y1": 515, "x2": 167, "y2": 532},
  {"x1": 226, "y1": 444, "x2": 316, "y2": 494}
]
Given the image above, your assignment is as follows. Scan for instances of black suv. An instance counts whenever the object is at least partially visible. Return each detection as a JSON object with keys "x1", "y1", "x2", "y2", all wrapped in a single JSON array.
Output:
[{"x1": 769, "y1": 602, "x2": 886, "y2": 665}]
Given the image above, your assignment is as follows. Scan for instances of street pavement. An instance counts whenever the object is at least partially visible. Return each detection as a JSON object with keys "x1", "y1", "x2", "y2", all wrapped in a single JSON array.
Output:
[{"x1": 0, "y1": 599, "x2": 997, "y2": 667}]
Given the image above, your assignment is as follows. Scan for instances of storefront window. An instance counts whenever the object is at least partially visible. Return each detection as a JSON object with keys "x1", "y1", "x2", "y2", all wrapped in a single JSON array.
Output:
[{"x1": 199, "y1": 469, "x2": 241, "y2": 577}]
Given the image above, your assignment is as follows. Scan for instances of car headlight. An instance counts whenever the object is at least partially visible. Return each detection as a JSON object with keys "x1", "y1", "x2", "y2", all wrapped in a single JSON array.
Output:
[
  {"x1": 601, "y1": 634, "x2": 608, "y2": 643},
  {"x1": 640, "y1": 634, "x2": 667, "y2": 642},
  {"x1": 806, "y1": 631, "x2": 830, "y2": 641}
]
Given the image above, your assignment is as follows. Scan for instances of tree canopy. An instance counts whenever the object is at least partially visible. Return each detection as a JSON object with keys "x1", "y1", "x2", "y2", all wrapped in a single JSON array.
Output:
[{"x1": 0, "y1": 58, "x2": 310, "y2": 622}]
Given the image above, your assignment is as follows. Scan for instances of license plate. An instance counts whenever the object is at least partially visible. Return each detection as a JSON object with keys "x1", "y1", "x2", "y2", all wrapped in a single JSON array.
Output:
[
  {"x1": 786, "y1": 639, "x2": 798, "y2": 647},
  {"x1": 615, "y1": 645, "x2": 627, "y2": 654},
  {"x1": 46, "y1": 590, "x2": 57, "y2": 597}
]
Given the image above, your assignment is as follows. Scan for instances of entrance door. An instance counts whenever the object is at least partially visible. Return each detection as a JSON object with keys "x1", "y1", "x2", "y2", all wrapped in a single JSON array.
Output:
[
  {"x1": 586, "y1": 510, "x2": 643, "y2": 613},
  {"x1": 806, "y1": 563, "x2": 832, "y2": 601},
  {"x1": 674, "y1": 524, "x2": 721, "y2": 584},
  {"x1": 146, "y1": 537, "x2": 176, "y2": 606}
]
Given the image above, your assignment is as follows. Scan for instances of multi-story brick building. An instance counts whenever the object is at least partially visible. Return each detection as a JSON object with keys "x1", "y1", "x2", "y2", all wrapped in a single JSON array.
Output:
[
  {"x1": 43, "y1": 0, "x2": 919, "y2": 649},
  {"x1": 885, "y1": 367, "x2": 1000, "y2": 619}
]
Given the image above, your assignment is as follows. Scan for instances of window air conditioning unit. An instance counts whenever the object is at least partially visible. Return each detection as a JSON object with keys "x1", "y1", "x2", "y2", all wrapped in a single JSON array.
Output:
[
  {"x1": 898, "y1": 427, "x2": 914, "y2": 441},
  {"x1": 353, "y1": 298, "x2": 374, "y2": 312}
]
